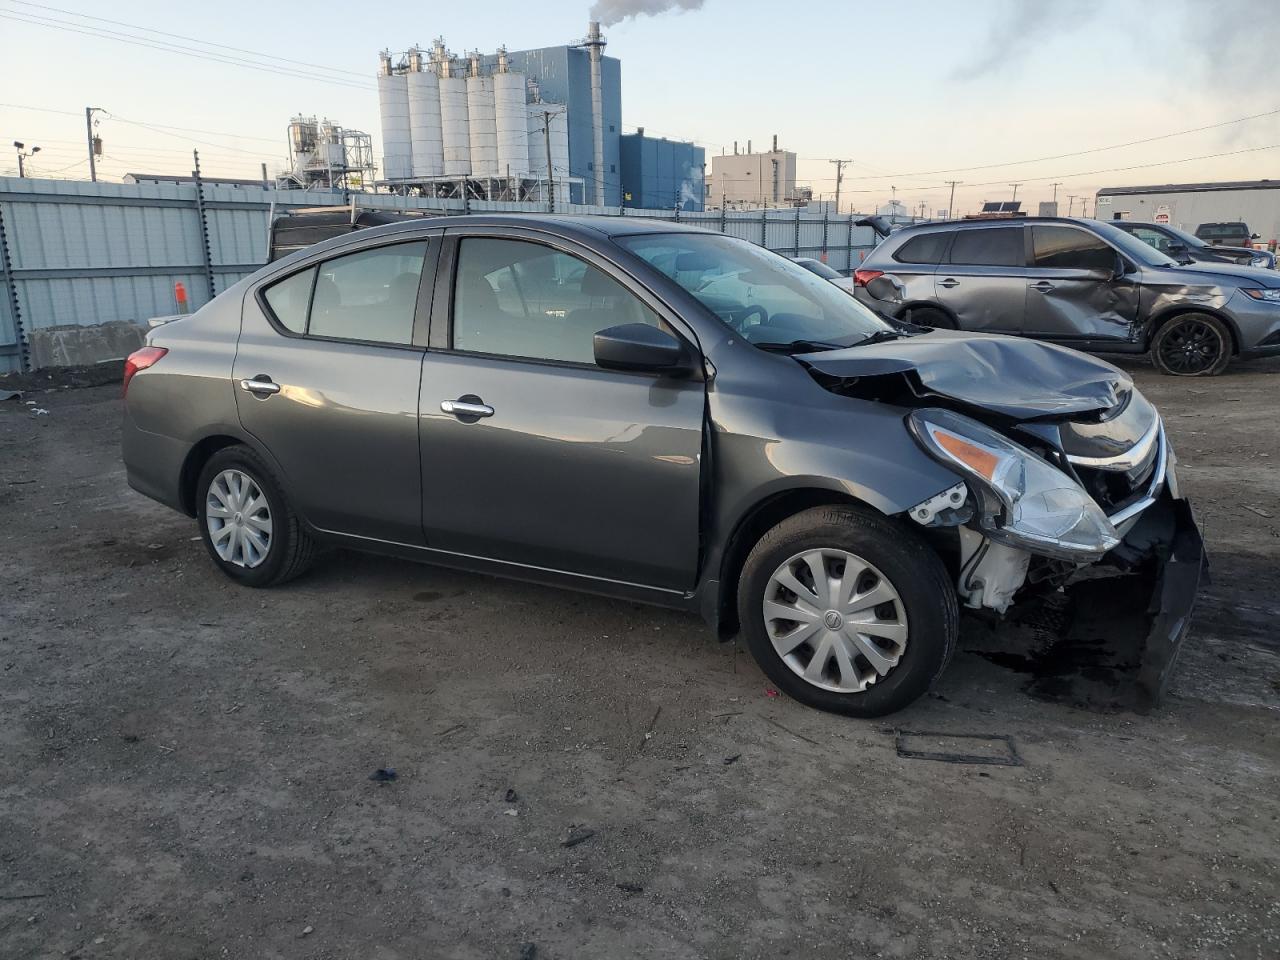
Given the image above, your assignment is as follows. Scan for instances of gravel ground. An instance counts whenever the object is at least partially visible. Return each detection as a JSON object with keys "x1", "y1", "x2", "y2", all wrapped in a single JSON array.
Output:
[{"x1": 1, "y1": 357, "x2": 1278, "y2": 960}]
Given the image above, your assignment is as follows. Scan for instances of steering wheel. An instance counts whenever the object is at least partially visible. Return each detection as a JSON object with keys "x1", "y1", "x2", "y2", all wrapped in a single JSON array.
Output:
[{"x1": 731, "y1": 304, "x2": 768, "y2": 335}]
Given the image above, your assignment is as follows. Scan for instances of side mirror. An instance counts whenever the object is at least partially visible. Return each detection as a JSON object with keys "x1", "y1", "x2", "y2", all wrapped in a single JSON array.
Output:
[
  {"x1": 1168, "y1": 242, "x2": 1187, "y2": 254},
  {"x1": 865, "y1": 274, "x2": 907, "y2": 303},
  {"x1": 594, "y1": 323, "x2": 691, "y2": 374},
  {"x1": 1251, "y1": 233, "x2": 1261, "y2": 240}
]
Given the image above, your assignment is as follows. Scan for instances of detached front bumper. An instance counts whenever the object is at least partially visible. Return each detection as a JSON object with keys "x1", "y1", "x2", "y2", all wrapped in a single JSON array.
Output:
[{"x1": 1107, "y1": 494, "x2": 1206, "y2": 709}]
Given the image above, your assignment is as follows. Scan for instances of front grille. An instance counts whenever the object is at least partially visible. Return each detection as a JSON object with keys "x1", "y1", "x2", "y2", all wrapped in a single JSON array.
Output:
[{"x1": 1070, "y1": 428, "x2": 1163, "y2": 517}]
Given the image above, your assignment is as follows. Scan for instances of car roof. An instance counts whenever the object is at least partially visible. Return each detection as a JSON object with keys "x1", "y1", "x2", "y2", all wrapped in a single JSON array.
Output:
[
  {"x1": 890, "y1": 216, "x2": 1105, "y2": 235},
  {"x1": 261, "y1": 213, "x2": 720, "y2": 270}
]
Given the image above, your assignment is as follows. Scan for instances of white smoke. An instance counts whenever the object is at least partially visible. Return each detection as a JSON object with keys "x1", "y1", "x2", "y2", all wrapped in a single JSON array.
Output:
[
  {"x1": 949, "y1": 0, "x2": 1100, "y2": 82},
  {"x1": 589, "y1": 0, "x2": 705, "y2": 27}
]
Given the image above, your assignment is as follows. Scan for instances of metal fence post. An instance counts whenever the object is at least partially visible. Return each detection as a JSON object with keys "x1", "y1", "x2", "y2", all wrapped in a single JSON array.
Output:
[
  {"x1": 793, "y1": 206, "x2": 801, "y2": 256},
  {"x1": 821, "y1": 206, "x2": 829, "y2": 261},
  {"x1": 0, "y1": 202, "x2": 28, "y2": 371},
  {"x1": 191, "y1": 151, "x2": 216, "y2": 301},
  {"x1": 720, "y1": 203, "x2": 726, "y2": 234},
  {"x1": 760, "y1": 208, "x2": 767, "y2": 247},
  {"x1": 847, "y1": 215, "x2": 855, "y2": 269}
]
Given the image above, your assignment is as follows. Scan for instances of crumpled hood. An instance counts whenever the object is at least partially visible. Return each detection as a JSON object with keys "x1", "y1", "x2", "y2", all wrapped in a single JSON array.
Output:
[{"x1": 798, "y1": 330, "x2": 1130, "y2": 418}]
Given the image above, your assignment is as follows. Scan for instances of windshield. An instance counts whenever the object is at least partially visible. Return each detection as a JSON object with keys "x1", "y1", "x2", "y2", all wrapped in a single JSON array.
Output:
[
  {"x1": 618, "y1": 233, "x2": 892, "y2": 348},
  {"x1": 1161, "y1": 223, "x2": 1205, "y2": 248},
  {"x1": 793, "y1": 258, "x2": 843, "y2": 280},
  {"x1": 1092, "y1": 221, "x2": 1180, "y2": 267}
]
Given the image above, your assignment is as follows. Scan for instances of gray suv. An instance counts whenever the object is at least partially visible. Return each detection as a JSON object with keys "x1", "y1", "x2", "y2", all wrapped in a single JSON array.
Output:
[
  {"x1": 122, "y1": 215, "x2": 1202, "y2": 717},
  {"x1": 854, "y1": 216, "x2": 1280, "y2": 375}
]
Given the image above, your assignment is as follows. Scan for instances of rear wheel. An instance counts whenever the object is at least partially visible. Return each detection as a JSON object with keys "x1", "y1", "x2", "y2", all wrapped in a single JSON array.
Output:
[
  {"x1": 196, "y1": 445, "x2": 317, "y2": 587},
  {"x1": 737, "y1": 505, "x2": 958, "y2": 717},
  {"x1": 1150, "y1": 313, "x2": 1231, "y2": 376},
  {"x1": 909, "y1": 306, "x2": 955, "y2": 330}
]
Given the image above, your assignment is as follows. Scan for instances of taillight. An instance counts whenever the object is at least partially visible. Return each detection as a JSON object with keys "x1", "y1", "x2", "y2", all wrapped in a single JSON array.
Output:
[
  {"x1": 854, "y1": 269, "x2": 884, "y2": 287},
  {"x1": 123, "y1": 346, "x2": 167, "y2": 397}
]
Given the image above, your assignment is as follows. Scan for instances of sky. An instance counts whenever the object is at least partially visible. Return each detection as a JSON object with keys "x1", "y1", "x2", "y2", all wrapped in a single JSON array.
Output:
[{"x1": 1, "y1": 0, "x2": 1278, "y2": 216}]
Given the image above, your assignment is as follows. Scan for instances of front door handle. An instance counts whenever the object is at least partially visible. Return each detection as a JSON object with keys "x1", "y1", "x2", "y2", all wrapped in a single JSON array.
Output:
[
  {"x1": 1030, "y1": 281, "x2": 1055, "y2": 292},
  {"x1": 938, "y1": 277, "x2": 960, "y2": 289},
  {"x1": 239, "y1": 377, "x2": 281, "y2": 396},
  {"x1": 441, "y1": 398, "x2": 495, "y2": 419}
]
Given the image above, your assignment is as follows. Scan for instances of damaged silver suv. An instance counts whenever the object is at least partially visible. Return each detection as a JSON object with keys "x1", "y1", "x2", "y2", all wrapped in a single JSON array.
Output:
[{"x1": 122, "y1": 216, "x2": 1204, "y2": 717}]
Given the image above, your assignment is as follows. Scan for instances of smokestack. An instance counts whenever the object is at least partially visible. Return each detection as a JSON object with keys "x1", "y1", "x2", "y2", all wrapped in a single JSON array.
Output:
[
  {"x1": 733, "y1": 140, "x2": 737, "y2": 155},
  {"x1": 747, "y1": 139, "x2": 752, "y2": 153},
  {"x1": 772, "y1": 134, "x2": 777, "y2": 152},
  {"x1": 585, "y1": 20, "x2": 606, "y2": 205}
]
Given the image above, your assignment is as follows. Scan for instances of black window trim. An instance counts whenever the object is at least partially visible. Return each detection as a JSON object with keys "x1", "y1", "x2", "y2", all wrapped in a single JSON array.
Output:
[
  {"x1": 429, "y1": 227, "x2": 704, "y2": 379},
  {"x1": 254, "y1": 235, "x2": 441, "y2": 352}
]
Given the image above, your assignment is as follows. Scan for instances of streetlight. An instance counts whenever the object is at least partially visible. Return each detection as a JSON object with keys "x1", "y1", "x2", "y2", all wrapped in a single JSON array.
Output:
[{"x1": 13, "y1": 141, "x2": 40, "y2": 178}]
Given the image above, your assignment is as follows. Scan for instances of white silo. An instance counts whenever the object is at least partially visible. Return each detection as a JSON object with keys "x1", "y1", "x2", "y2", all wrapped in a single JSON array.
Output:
[
  {"x1": 406, "y1": 48, "x2": 444, "y2": 179},
  {"x1": 466, "y1": 52, "x2": 498, "y2": 179},
  {"x1": 493, "y1": 49, "x2": 530, "y2": 180},
  {"x1": 438, "y1": 51, "x2": 471, "y2": 177},
  {"x1": 377, "y1": 51, "x2": 413, "y2": 181}
]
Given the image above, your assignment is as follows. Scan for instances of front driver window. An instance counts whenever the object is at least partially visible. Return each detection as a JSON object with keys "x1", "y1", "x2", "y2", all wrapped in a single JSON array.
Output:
[{"x1": 453, "y1": 237, "x2": 660, "y2": 364}]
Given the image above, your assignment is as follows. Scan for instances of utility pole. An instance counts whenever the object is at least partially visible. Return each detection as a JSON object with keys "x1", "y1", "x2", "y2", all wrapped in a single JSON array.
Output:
[
  {"x1": 1067, "y1": 195, "x2": 1080, "y2": 216},
  {"x1": 1009, "y1": 182, "x2": 1022, "y2": 204},
  {"x1": 539, "y1": 109, "x2": 559, "y2": 213},
  {"x1": 829, "y1": 159, "x2": 850, "y2": 215},
  {"x1": 85, "y1": 107, "x2": 102, "y2": 182},
  {"x1": 1049, "y1": 181, "x2": 1062, "y2": 208},
  {"x1": 945, "y1": 180, "x2": 962, "y2": 219}
]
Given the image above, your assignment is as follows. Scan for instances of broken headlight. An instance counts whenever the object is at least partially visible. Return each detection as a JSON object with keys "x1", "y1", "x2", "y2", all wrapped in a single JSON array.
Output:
[{"x1": 909, "y1": 408, "x2": 1120, "y2": 562}]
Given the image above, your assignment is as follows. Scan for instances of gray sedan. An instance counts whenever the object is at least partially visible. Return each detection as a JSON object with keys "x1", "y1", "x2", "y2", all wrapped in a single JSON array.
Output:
[{"x1": 122, "y1": 215, "x2": 1203, "y2": 716}]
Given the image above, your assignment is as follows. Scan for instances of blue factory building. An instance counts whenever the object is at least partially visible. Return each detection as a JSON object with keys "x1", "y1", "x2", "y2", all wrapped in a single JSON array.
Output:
[
  {"x1": 620, "y1": 131, "x2": 706, "y2": 211},
  {"x1": 503, "y1": 45, "x2": 622, "y2": 206}
]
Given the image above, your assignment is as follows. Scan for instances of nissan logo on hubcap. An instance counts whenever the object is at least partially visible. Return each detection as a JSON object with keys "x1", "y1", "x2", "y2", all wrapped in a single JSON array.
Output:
[{"x1": 824, "y1": 610, "x2": 843, "y2": 630}]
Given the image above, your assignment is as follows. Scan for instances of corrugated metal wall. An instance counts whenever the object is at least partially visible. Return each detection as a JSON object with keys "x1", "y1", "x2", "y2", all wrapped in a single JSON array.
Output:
[{"x1": 0, "y1": 175, "x2": 878, "y2": 372}]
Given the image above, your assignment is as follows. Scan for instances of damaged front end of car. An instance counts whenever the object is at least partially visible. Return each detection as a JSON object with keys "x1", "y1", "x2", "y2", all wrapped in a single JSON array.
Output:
[
  {"x1": 903, "y1": 396, "x2": 1204, "y2": 710},
  {"x1": 801, "y1": 334, "x2": 1207, "y2": 708}
]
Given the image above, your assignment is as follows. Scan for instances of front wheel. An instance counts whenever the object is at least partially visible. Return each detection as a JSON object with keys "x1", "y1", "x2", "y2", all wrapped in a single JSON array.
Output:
[
  {"x1": 737, "y1": 505, "x2": 958, "y2": 718},
  {"x1": 1150, "y1": 313, "x2": 1232, "y2": 376},
  {"x1": 196, "y1": 445, "x2": 317, "y2": 587}
]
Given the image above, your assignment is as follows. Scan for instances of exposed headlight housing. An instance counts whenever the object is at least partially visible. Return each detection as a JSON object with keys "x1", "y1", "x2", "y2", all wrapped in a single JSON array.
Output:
[
  {"x1": 909, "y1": 408, "x2": 1120, "y2": 561},
  {"x1": 1243, "y1": 287, "x2": 1280, "y2": 302}
]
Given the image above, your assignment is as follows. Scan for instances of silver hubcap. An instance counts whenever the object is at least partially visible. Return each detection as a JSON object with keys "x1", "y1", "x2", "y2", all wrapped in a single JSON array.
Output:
[
  {"x1": 763, "y1": 549, "x2": 908, "y2": 694},
  {"x1": 205, "y1": 469, "x2": 272, "y2": 569}
]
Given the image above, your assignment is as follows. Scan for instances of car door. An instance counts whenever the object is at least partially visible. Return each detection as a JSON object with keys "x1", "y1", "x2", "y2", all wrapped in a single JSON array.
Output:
[
  {"x1": 932, "y1": 225, "x2": 1028, "y2": 334},
  {"x1": 1023, "y1": 224, "x2": 1140, "y2": 344},
  {"x1": 234, "y1": 233, "x2": 440, "y2": 545},
  {"x1": 417, "y1": 229, "x2": 704, "y2": 592}
]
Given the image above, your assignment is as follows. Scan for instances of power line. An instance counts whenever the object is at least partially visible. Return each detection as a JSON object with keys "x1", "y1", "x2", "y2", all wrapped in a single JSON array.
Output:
[
  {"x1": 0, "y1": 10, "x2": 372, "y2": 91},
  {"x1": 829, "y1": 106, "x2": 1280, "y2": 181},
  {"x1": 1, "y1": 102, "x2": 286, "y2": 146},
  {"x1": 8, "y1": 0, "x2": 370, "y2": 79}
]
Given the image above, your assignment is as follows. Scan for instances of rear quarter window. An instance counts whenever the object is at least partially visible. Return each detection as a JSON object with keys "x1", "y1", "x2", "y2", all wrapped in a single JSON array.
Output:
[
  {"x1": 893, "y1": 233, "x2": 949, "y2": 265},
  {"x1": 262, "y1": 267, "x2": 316, "y2": 334}
]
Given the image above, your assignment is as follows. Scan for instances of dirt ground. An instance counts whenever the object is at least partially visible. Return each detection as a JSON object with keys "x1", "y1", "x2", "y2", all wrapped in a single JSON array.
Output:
[{"x1": 1, "y1": 357, "x2": 1278, "y2": 960}]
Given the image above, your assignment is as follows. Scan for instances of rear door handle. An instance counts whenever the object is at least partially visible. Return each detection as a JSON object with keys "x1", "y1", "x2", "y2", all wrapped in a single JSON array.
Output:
[
  {"x1": 1030, "y1": 281, "x2": 1055, "y2": 292},
  {"x1": 938, "y1": 278, "x2": 960, "y2": 288},
  {"x1": 441, "y1": 398, "x2": 495, "y2": 419},
  {"x1": 239, "y1": 377, "x2": 280, "y2": 396}
]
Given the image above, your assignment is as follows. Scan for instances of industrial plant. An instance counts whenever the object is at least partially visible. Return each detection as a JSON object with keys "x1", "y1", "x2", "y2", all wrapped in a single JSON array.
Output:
[{"x1": 374, "y1": 21, "x2": 705, "y2": 210}]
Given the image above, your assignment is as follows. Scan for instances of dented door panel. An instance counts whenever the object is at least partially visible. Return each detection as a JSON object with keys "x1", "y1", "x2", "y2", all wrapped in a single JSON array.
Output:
[{"x1": 1024, "y1": 271, "x2": 1142, "y2": 342}]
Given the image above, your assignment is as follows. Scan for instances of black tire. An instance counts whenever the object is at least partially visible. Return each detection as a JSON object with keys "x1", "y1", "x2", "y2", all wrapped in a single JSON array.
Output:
[
  {"x1": 909, "y1": 306, "x2": 956, "y2": 330},
  {"x1": 195, "y1": 444, "x2": 317, "y2": 587},
  {"x1": 737, "y1": 505, "x2": 958, "y2": 718},
  {"x1": 1150, "y1": 313, "x2": 1232, "y2": 377}
]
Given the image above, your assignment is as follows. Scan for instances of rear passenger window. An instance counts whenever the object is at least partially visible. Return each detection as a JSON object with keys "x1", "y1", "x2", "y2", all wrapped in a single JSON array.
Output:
[
  {"x1": 453, "y1": 237, "x2": 661, "y2": 365},
  {"x1": 949, "y1": 227, "x2": 1024, "y2": 267},
  {"x1": 1032, "y1": 226, "x2": 1117, "y2": 272},
  {"x1": 894, "y1": 233, "x2": 949, "y2": 265},
  {"x1": 262, "y1": 267, "x2": 315, "y2": 334},
  {"x1": 309, "y1": 242, "x2": 428, "y2": 344}
]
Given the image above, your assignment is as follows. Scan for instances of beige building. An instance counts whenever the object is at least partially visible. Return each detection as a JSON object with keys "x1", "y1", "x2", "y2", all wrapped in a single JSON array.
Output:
[{"x1": 705, "y1": 138, "x2": 797, "y2": 209}]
